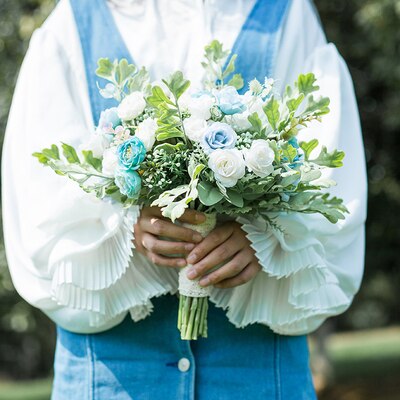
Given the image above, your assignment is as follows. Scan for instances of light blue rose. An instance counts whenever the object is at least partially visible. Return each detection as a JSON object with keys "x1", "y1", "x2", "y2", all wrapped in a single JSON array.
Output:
[
  {"x1": 115, "y1": 167, "x2": 142, "y2": 199},
  {"x1": 118, "y1": 137, "x2": 146, "y2": 171},
  {"x1": 201, "y1": 122, "x2": 237, "y2": 154},
  {"x1": 98, "y1": 107, "x2": 121, "y2": 134},
  {"x1": 216, "y1": 86, "x2": 246, "y2": 115}
]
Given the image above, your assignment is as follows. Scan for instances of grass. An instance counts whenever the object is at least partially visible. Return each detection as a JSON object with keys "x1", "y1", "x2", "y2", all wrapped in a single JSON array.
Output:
[
  {"x1": 0, "y1": 377, "x2": 52, "y2": 400},
  {"x1": 1, "y1": 326, "x2": 400, "y2": 400}
]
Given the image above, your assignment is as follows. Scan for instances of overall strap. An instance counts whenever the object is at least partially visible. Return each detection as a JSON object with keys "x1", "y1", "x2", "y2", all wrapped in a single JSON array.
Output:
[
  {"x1": 228, "y1": 0, "x2": 292, "y2": 93},
  {"x1": 69, "y1": 0, "x2": 133, "y2": 125}
]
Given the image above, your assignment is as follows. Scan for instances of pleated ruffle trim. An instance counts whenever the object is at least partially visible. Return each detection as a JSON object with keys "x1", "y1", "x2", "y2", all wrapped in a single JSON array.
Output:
[{"x1": 49, "y1": 210, "x2": 351, "y2": 335}]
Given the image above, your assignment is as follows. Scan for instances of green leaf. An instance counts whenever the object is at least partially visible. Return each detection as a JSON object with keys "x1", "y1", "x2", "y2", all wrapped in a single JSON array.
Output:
[
  {"x1": 225, "y1": 190, "x2": 244, "y2": 207},
  {"x1": 61, "y1": 143, "x2": 80, "y2": 164},
  {"x1": 117, "y1": 59, "x2": 136, "y2": 84},
  {"x1": 222, "y1": 54, "x2": 237, "y2": 78},
  {"x1": 191, "y1": 164, "x2": 205, "y2": 180},
  {"x1": 281, "y1": 143, "x2": 297, "y2": 163},
  {"x1": 156, "y1": 128, "x2": 184, "y2": 141},
  {"x1": 82, "y1": 150, "x2": 102, "y2": 171},
  {"x1": 41, "y1": 144, "x2": 60, "y2": 160},
  {"x1": 32, "y1": 152, "x2": 49, "y2": 165},
  {"x1": 154, "y1": 143, "x2": 185, "y2": 154},
  {"x1": 248, "y1": 112, "x2": 263, "y2": 133},
  {"x1": 296, "y1": 73, "x2": 319, "y2": 96},
  {"x1": 311, "y1": 146, "x2": 345, "y2": 168},
  {"x1": 299, "y1": 139, "x2": 319, "y2": 160},
  {"x1": 204, "y1": 40, "x2": 230, "y2": 62},
  {"x1": 227, "y1": 74, "x2": 244, "y2": 90},
  {"x1": 147, "y1": 86, "x2": 175, "y2": 108},
  {"x1": 163, "y1": 71, "x2": 190, "y2": 100},
  {"x1": 198, "y1": 181, "x2": 224, "y2": 206},
  {"x1": 96, "y1": 58, "x2": 114, "y2": 80},
  {"x1": 128, "y1": 67, "x2": 150, "y2": 93},
  {"x1": 305, "y1": 95, "x2": 330, "y2": 116},
  {"x1": 286, "y1": 93, "x2": 305, "y2": 113},
  {"x1": 263, "y1": 97, "x2": 280, "y2": 130}
]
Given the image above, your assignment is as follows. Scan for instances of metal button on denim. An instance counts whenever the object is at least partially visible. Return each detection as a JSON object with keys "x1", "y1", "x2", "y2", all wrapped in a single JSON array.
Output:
[{"x1": 178, "y1": 357, "x2": 191, "y2": 372}]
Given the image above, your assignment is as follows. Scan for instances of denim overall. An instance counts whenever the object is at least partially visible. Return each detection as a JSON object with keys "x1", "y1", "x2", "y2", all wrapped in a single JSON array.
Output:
[{"x1": 52, "y1": 0, "x2": 317, "y2": 399}]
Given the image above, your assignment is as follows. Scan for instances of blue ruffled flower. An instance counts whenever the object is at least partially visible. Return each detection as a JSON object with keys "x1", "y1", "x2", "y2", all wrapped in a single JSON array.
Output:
[
  {"x1": 98, "y1": 107, "x2": 121, "y2": 133},
  {"x1": 118, "y1": 137, "x2": 146, "y2": 171},
  {"x1": 201, "y1": 122, "x2": 237, "y2": 154},
  {"x1": 115, "y1": 167, "x2": 142, "y2": 199},
  {"x1": 216, "y1": 86, "x2": 246, "y2": 115}
]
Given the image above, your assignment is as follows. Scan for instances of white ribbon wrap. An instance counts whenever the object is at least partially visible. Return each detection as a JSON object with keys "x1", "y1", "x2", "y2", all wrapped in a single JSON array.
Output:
[{"x1": 178, "y1": 213, "x2": 217, "y2": 297}]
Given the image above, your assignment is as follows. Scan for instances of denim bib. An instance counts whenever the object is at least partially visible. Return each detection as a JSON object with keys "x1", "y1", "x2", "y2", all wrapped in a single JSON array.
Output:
[{"x1": 69, "y1": 0, "x2": 291, "y2": 123}]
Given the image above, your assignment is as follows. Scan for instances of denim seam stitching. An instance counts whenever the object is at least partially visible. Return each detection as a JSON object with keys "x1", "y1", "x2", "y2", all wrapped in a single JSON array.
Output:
[
  {"x1": 274, "y1": 335, "x2": 282, "y2": 400},
  {"x1": 86, "y1": 335, "x2": 95, "y2": 400}
]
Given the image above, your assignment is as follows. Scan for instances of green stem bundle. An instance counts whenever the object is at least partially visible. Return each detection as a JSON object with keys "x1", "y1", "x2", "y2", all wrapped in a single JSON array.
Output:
[{"x1": 178, "y1": 295, "x2": 209, "y2": 340}]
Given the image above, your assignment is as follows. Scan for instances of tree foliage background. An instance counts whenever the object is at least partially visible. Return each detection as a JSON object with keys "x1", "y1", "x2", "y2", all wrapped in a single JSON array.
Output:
[{"x1": 0, "y1": 0, "x2": 399, "y2": 380}]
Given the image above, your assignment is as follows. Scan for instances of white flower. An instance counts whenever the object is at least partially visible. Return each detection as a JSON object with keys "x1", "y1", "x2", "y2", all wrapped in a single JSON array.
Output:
[
  {"x1": 79, "y1": 132, "x2": 110, "y2": 158},
  {"x1": 243, "y1": 139, "x2": 275, "y2": 178},
  {"x1": 117, "y1": 92, "x2": 146, "y2": 121},
  {"x1": 135, "y1": 118, "x2": 158, "y2": 151},
  {"x1": 183, "y1": 116, "x2": 208, "y2": 142},
  {"x1": 208, "y1": 148, "x2": 245, "y2": 188},
  {"x1": 187, "y1": 94, "x2": 214, "y2": 120},
  {"x1": 102, "y1": 146, "x2": 119, "y2": 177}
]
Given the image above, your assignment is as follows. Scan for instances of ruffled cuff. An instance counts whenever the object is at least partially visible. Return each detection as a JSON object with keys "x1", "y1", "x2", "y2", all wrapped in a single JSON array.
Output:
[
  {"x1": 48, "y1": 205, "x2": 179, "y2": 328},
  {"x1": 208, "y1": 214, "x2": 350, "y2": 335}
]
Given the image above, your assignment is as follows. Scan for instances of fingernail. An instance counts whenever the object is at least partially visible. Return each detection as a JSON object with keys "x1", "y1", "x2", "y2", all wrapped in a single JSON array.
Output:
[
  {"x1": 199, "y1": 277, "x2": 210, "y2": 287},
  {"x1": 193, "y1": 234, "x2": 203, "y2": 243},
  {"x1": 187, "y1": 254, "x2": 197, "y2": 264},
  {"x1": 185, "y1": 243, "x2": 195, "y2": 252},
  {"x1": 186, "y1": 268, "x2": 197, "y2": 279}
]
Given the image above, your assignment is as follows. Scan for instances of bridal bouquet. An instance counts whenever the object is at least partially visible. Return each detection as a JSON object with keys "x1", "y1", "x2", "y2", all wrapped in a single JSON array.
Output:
[{"x1": 33, "y1": 40, "x2": 347, "y2": 340}]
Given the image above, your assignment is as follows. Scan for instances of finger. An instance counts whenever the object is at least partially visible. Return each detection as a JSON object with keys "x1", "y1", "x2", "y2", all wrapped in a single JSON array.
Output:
[
  {"x1": 214, "y1": 263, "x2": 261, "y2": 289},
  {"x1": 186, "y1": 225, "x2": 233, "y2": 265},
  {"x1": 140, "y1": 206, "x2": 163, "y2": 218},
  {"x1": 198, "y1": 248, "x2": 254, "y2": 286},
  {"x1": 141, "y1": 217, "x2": 203, "y2": 243},
  {"x1": 177, "y1": 209, "x2": 206, "y2": 225},
  {"x1": 146, "y1": 251, "x2": 187, "y2": 268},
  {"x1": 141, "y1": 232, "x2": 195, "y2": 256},
  {"x1": 187, "y1": 235, "x2": 246, "y2": 280}
]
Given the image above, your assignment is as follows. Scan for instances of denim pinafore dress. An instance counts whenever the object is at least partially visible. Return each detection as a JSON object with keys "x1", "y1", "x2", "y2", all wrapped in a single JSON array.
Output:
[{"x1": 52, "y1": 0, "x2": 317, "y2": 399}]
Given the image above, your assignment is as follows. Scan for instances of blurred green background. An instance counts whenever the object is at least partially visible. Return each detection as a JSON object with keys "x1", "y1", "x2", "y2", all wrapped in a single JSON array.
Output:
[{"x1": 0, "y1": 0, "x2": 399, "y2": 399}]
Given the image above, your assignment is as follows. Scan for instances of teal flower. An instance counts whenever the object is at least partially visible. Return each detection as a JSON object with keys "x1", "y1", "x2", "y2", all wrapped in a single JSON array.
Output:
[
  {"x1": 115, "y1": 167, "x2": 142, "y2": 199},
  {"x1": 118, "y1": 137, "x2": 146, "y2": 171}
]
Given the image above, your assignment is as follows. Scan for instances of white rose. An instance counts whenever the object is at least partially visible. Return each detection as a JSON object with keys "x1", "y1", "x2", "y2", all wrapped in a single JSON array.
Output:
[
  {"x1": 187, "y1": 94, "x2": 214, "y2": 120},
  {"x1": 117, "y1": 91, "x2": 146, "y2": 121},
  {"x1": 243, "y1": 139, "x2": 275, "y2": 178},
  {"x1": 208, "y1": 149, "x2": 246, "y2": 188},
  {"x1": 135, "y1": 118, "x2": 157, "y2": 151},
  {"x1": 228, "y1": 112, "x2": 252, "y2": 131},
  {"x1": 102, "y1": 146, "x2": 119, "y2": 177},
  {"x1": 183, "y1": 116, "x2": 208, "y2": 142}
]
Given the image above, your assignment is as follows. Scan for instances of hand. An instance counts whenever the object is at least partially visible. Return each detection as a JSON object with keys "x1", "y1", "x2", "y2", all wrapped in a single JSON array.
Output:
[
  {"x1": 185, "y1": 221, "x2": 261, "y2": 289},
  {"x1": 133, "y1": 206, "x2": 206, "y2": 268}
]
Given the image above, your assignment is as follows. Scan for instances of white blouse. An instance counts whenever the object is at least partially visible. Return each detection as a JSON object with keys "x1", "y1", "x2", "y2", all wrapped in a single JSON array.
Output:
[{"x1": 2, "y1": 0, "x2": 367, "y2": 335}]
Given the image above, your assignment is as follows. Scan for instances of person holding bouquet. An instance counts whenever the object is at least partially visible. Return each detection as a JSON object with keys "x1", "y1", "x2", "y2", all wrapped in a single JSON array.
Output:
[{"x1": 2, "y1": 0, "x2": 367, "y2": 398}]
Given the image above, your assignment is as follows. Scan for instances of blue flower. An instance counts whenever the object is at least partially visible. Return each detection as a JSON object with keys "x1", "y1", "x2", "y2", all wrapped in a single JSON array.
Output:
[
  {"x1": 99, "y1": 107, "x2": 121, "y2": 133},
  {"x1": 216, "y1": 86, "x2": 246, "y2": 115},
  {"x1": 201, "y1": 122, "x2": 238, "y2": 154},
  {"x1": 115, "y1": 167, "x2": 142, "y2": 199},
  {"x1": 118, "y1": 137, "x2": 146, "y2": 171}
]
